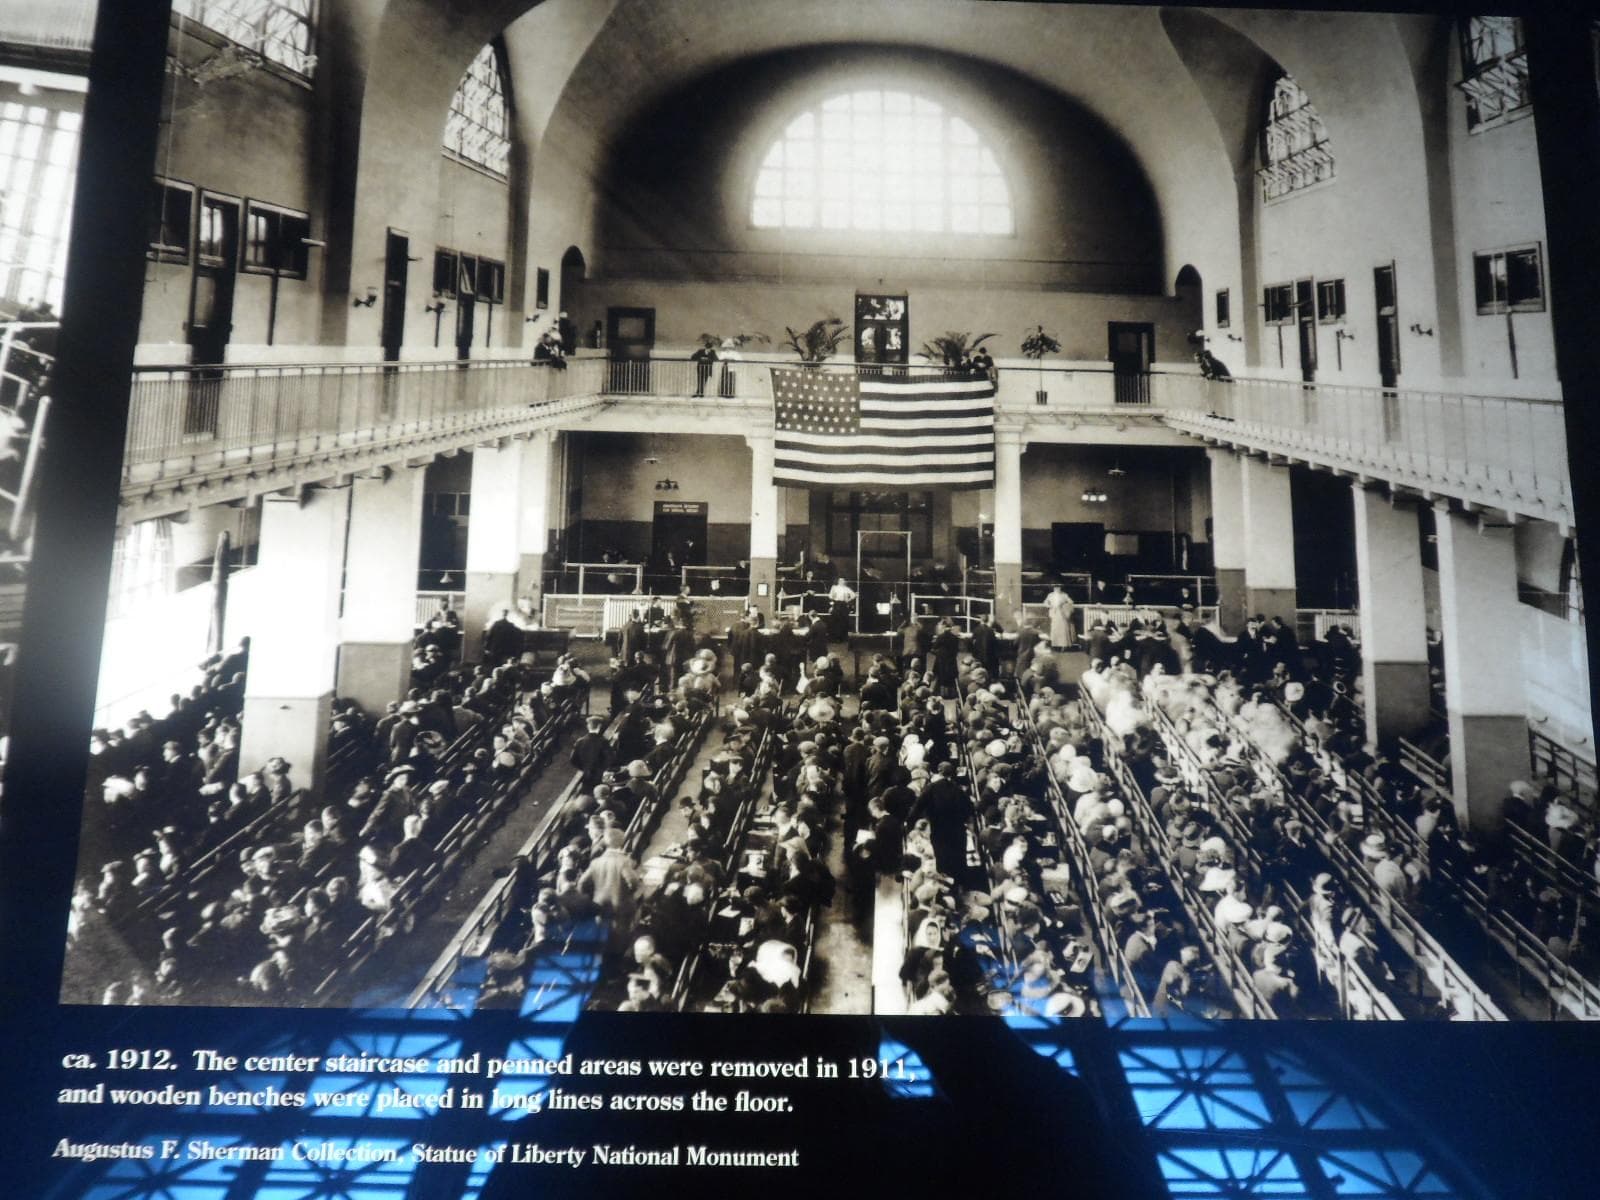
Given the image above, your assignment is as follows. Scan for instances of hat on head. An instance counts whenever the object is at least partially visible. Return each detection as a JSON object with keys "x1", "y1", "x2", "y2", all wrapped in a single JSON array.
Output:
[
  {"x1": 1361, "y1": 832, "x2": 1388, "y2": 860},
  {"x1": 628, "y1": 760, "x2": 651, "y2": 779}
]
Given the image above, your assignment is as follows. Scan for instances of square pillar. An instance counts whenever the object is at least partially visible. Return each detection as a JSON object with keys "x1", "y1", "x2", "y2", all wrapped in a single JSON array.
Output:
[
  {"x1": 1351, "y1": 486, "x2": 1430, "y2": 741},
  {"x1": 240, "y1": 488, "x2": 350, "y2": 788},
  {"x1": 464, "y1": 437, "x2": 547, "y2": 653},
  {"x1": 1207, "y1": 448, "x2": 1246, "y2": 633},
  {"x1": 993, "y1": 429, "x2": 1024, "y2": 621},
  {"x1": 1240, "y1": 455, "x2": 1297, "y2": 628},
  {"x1": 747, "y1": 433, "x2": 779, "y2": 617},
  {"x1": 337, "y1": 467, "x2": 427, "y2": 714},
  {"x1": 517, "y1": 431, "x2": 556, "y2": 607},
  {"x1": 1435, "y1": 506, "x2": 1528, "y2": 833}
]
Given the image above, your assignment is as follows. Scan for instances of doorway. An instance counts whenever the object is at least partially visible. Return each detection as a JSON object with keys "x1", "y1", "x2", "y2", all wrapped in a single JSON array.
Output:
[
  {"x1": 1295, "y1": 278, "x2": 1317, "y2": 382},
  {"x1": 560, "y1": 246, "x2": 586, "y2": 346},
  {"x1": 652, "y1": 500, "x2": 707, "y2": 576},
  {"x1": 186, "y1": 192, "x2": 239, "y2": 435},
  {"x1": 607, "y1": 306, "x2": 655, "y2": 393},
  {"x1": 381, "y1": 229, "x2": 409, "y2": 363},
  {"x1": 1374, "y1": 263, "x2": 1400, "y2": 389},
  {"x1": 1107, "y1": 322, "x2": 1154, "y2": 404},
  {"x1": 188, "y1": 192, "x2": 238, "y2": 368}
]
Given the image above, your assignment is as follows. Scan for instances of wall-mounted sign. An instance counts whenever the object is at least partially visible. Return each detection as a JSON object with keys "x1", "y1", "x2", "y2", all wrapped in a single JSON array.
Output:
[{"x1": 655, "y1": 501, "x2": 708, "y2": 517}]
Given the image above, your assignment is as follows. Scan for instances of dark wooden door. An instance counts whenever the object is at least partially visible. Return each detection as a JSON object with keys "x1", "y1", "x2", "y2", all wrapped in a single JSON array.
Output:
[
  {"x1": 188, "y1": 193, "x2": 238, "y2": 368},
  {"x1": 381, "y1": 230, "x2": 408, "y2": 362},
  {"x1": 1107, "y1": 322, "x2": 1154, "y2": 404},
  {"x1": 1374, "y1": 263, "x2": 1400, "y2": 389},
  {"x1": 186, "y1": 193, "x2": 239, "y2": 436},
  {"x1": 1295, "y1": 278, "x2": 1317, "y2": 382}
]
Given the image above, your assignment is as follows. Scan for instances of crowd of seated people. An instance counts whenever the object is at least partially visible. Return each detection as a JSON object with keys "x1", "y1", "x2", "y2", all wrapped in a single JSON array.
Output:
[
  {"x1": 471, "y1": 670, "x2": 727, "y2": 1011},
  {"x1": 1112, "y1": 656, "x2": 1503, "y2": 1018},
  {"x1": 65, "y1": 624, "x2": 583, "y2": 1006}
]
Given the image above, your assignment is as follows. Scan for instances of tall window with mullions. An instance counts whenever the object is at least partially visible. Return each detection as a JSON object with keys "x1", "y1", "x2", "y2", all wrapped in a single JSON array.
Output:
[
  {"x1": 1457, "y1": 15, "x2": 1530, "y2": 131},
  {"x1": 171, "y1": 0, "x2": 317, "y2": 78},
  {"x1": 444, "y1": 41, "x2": 513, "y2": 178},
  {"x1": 0, "y1": 100, "x2": 80, "y2": 312}
]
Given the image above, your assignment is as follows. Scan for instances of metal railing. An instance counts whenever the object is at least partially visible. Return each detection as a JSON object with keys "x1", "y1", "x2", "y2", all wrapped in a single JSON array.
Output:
[
  {"x1": 1529, "y1": 725, "x2": 1597, "y2": 807},
  {"x1": 1153, "y1": 370, "x2": 1571, "y2": 522},
  {"x1": 123, "y1": 358, "x2": 598, "y2": 485}
]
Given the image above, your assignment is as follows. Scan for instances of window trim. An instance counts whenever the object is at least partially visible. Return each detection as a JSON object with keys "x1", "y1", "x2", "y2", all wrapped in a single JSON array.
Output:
[
  {"x1": 535, "y1": 266, "x2": 550, "y2": 310},
  {"x1": 148, "y1": 177, "x2": 196, "y2": 264},
  {"x1": 748, "y1": 89, "x2": 1015, "y2": 238},
  {"x1": 1316, "y1": 277, "x2": 1346, "y2": 324},
  {"x1": 1457, "y1": 15, "x2": 1531, "y2": 133},
  {"x1": 239, "y1": 198, "x2": 311, "y2": 280},
  {"x1": 195, "y1": 189, "x2": 242, "y2": 270},
  {"x1": 1215, "y1": 288, "x2": 1231, "y2": 329},
  {"x1": 442, "y1": 41, "x2": 513, "y2": 180},
  {"x1": 171, "y1": 0, "x2": 318, "y2": 82},
  {"x1": 1263, "y1": 283, "x2": 1294, "y2": 325},
  {"x1": 1472, "y1": 242, "x2": 1545, "y2": 315}
]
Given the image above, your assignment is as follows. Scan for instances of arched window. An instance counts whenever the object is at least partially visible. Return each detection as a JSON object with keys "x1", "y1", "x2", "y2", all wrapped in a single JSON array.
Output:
[
  {"x1": 444, "y1": 43, "x2": 511, "y2": 177},
  {"x1": 172, "y1": 0, "x2": 317, "y2": 77},
  {"x1": 1257, "y1": 74, "x2": 1334, "y2": 203},
  {"x1": 751, "y1": 90, "x2": 1013, "y2": 235}
]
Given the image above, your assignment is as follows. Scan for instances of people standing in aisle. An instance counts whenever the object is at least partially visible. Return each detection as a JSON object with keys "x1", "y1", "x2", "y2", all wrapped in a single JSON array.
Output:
[
  {"x1": 827, "y1": 577, "x2": 857, "y2": 641},
  {"x1": 1045, "y1": 582, "x2": 1075, "y2": 651}
]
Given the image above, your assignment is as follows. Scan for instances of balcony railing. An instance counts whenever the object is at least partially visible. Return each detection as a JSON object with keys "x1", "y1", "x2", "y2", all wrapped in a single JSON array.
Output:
[
  {"x1": 1153, "y1": 371, "x2": 1571, "y2": 522},
  {"x1": 120, "y1": 354, "x2": 1571, "y2": 528},
  {"x1": 123, "y1": 359, "x2": 599, "y2": 487}
]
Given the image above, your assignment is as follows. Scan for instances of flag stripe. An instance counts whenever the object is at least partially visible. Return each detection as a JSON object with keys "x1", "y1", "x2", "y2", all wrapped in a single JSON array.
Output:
[
  {"x1": 860, "y1": 412, "x2": 993, "y2": 428},
  {"x1": 776, "y1": 449, "x2": 995, "y2": 466},
  {"x1": 774, "y1": 466, "x2": 996, "y2": 486},
  {"x1": 779, "y1": 429, "x2": 983, "y2": 448},
  {"x1": 772, "y1": 366, "x2": 995, "y2": 488}
]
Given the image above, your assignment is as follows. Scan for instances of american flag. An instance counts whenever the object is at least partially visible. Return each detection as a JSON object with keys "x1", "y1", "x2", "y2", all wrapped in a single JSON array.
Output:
[{"x1": 771, "y1": 368, "x2": 996, "y2": 488}]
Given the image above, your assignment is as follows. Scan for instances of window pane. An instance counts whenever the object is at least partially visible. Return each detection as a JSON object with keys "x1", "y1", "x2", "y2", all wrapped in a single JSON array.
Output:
[
  {"x1": 443, "y1": 43, "x2": 512, "y2": 176},
  {"x1": 1506, "y1": 248, "x2": 1542, "y2": 307},
  {"x1": 749, "y1": 91, "x2": 1013, "y2": 237}
]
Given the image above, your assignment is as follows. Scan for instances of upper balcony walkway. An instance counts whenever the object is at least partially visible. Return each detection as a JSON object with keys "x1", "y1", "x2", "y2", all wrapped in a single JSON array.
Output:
[{"x1": 119, "y1": 354, "x2": 1573, "y2": 528}]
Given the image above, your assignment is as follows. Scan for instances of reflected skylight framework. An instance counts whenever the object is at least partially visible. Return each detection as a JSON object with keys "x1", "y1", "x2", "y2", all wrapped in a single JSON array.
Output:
[
  {"x1": 172, "y1": 0, "x2": 317, "y2": 77},
  {"x1": 1457, "y1": 16, "x2": 1530, "y2": 130},
  {"x1": 444, "y1": 43, "x2": 512, "y2": 178},
  {"x1": 0, "y1": 100, "x2": 79, "y2": 311},
  {"x1": 752, "y1": 91, "x2": 1013, "y2": 235},
  {"x1": 1258, "y1": 74, "x2": 1334, "y2": 203}
]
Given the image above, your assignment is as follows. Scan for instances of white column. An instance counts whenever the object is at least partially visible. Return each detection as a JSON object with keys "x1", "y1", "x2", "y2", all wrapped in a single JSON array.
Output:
[
  {"x1": 464, "y1": 436, "x2": 548, "y2": 651},
  {"x1": 517, "y1": 431, "x2": 555, "y2": 604},
  {"x1": 1207, "y1": 448, "x2": 1246, "y2": 632},
  {"x1": 1240, "y1": 454, "x2": 1297, "y2": 627},
  {"x1": 747, "y1": 433, "x2": 779, "y2": 616},
  {"x1": 993, "y1": 429, "x2": 1024, "y2": 622},
  {"x1": 337, "y1": 467, "x2": 426, "y2": 714},
  {"x1": 1351, "y1": 486, "x2": 1430, "y2": 741},
  {"x1": 1435, "y1": 505, "x2": 1528, "y2": 832},
  {"x1": 240, "y1": 488, "x2": 350, "y2": 787}
]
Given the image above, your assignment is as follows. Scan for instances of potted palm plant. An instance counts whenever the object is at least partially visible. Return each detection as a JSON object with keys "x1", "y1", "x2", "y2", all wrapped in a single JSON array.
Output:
[
  {"x1": 782, "y1": 317, "x2": 851, "y2": 366},
  {"x1": 1021, "y1": 324, "x2": 1062, "y2": 405},
  {"x1": 918, "y1": 331, "x2": 997, "y2": 369}
]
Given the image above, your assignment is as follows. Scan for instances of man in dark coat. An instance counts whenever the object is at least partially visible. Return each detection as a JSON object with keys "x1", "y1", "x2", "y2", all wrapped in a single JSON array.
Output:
[
  {"x1": 569, "y1": 716, "x2": 612, "y2": 791},
  {"x1": 909, "y1": 761, "x2": 973, "y2": 879},
  {"x1": 483, "y1": 608, "x2": 524, "y2": 665}
]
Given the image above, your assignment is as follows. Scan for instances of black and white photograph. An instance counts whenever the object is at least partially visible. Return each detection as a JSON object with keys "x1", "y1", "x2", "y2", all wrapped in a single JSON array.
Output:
[{"x1": 27, "y1": 0, "x2": 1596, "y2": 1031}]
